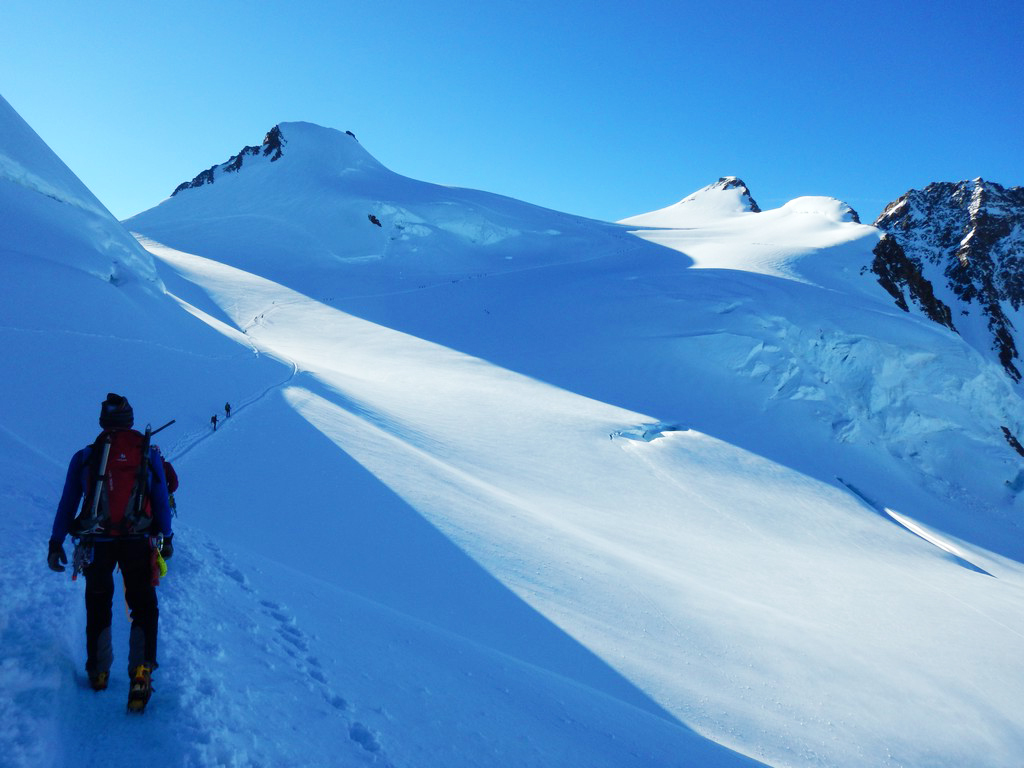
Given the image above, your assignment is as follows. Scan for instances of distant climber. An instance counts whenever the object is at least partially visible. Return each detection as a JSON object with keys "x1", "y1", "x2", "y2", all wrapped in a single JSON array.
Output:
[
  {"x1": 211, "y1": 414, "x2": 218, "y2": 431},
  {"x1": 225, "y1": 402, "x2": 231, "y2": 418}
]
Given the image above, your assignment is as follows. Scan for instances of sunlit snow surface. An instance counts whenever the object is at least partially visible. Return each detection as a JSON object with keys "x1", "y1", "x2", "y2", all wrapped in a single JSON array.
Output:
[
  {"x1": 144, "y1": 239, "x2": 1024, "y2": 767},
  {"x1": 4, "y1": 112, "x2": 1024, "y2": 767}
]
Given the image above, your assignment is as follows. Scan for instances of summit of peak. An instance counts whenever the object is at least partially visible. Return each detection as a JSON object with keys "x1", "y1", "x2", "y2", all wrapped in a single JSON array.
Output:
[
  {"x1": 686, "y1": 177, "x2": 761, "y2": 212},
  {"x1": 168, "y1": 122, "x2": 381, "y2": 198},
  {"x1": 618, "y1": 177, "x2": 761, "y2": 227}
]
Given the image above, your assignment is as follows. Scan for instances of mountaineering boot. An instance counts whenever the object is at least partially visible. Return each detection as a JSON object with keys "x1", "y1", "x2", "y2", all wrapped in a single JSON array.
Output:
[
  {"x1": 88, "y1": 669, "x2": 109, "y2": 691},
  {"x1": 127, "y1": 664, "x2": 152, "y2": 713}
]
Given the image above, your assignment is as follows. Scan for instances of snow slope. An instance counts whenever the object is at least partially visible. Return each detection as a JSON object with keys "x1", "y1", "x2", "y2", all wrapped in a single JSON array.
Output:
[
  {"x1": 0, "y1": 95, "x2": 161, "y2": 288},
  {"x1": 620, "y1": 176, "x2": 870, "y2": 284},
  {"x1": 4, "y1": 111, "x2": 1024, "y2": 767},
  {"x1": 619, "y1": 176, "x2": 764, "y2": 226},
  {"x1": 0, "y1": 108, "x2": 762, "y2": 767},
  {"x1": 145, "y1": 239, "x2": 1024, "y2": 767},
  {"x1": 125, "y1": 121, "x2": 619, "y2": 296}
]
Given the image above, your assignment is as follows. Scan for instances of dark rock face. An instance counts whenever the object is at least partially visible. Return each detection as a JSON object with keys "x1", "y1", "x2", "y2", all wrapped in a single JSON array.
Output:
[
  {"x1": 223, "y1": 145, "x2": 261, "y2": 174},
  {"x1": 172, "y1": 124, "x2": 288, "y2": 196},
  {"x1": 173, "y1": 167, "x2": 217, "y2": 195},
  {"x1": 1002, "y1": 426, "x2": 1024, "y2": 457},
  {"x1": 869, "y1": 234, "x2": 957, "y2": 330},
  {"x1": 715, "y1": 176, "x2": 762, "y2": 213},
  {"x1": 262, "y1": 125, "x2": 285, "y2": 161},
  {"x1": 872, "y1": 179, "x2": 1024, "y2": 381}
]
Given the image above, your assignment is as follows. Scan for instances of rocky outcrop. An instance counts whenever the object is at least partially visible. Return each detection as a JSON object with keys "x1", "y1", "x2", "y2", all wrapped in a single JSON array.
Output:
[
  {"x1": 869, "y1": 235, "x2": 956, "y2": 330},
  {"x1": 841, "y1": 204, "x2": 861, "y2": 224},
  {"x1": 172, "y1": 124, "x2": 288, "y2": 195},
  {"x1": 872, "y1": 179, "x2": 1024, "y2": 382},
  {"x1": 262, "y1": 125, "x2": 285, "y2": 161},
  {"x1": 715, "y1": 176, "x2": 762, "y2": 213}
]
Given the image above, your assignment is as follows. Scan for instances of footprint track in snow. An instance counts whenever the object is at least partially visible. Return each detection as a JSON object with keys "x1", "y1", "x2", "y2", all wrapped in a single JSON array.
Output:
[
  {"x1": 259, "y1": 600, "x2": 333, "y2": 692},
  {"x1": 256, "y1": 599, "x2": 389, "y2": 757},
  {"x1": 171, "y1": 527, "x2": 391, "y2": 761}
]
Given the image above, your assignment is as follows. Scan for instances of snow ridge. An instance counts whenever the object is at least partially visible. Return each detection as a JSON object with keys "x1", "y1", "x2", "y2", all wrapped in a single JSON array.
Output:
[
  {"x1": 172, "y1": 125, "x2": 288, "y2": 196},
  {"x1": 0, "y1": 94, "x2": 162, "y2": 288},
  {"x1": 0, "y1": 153, "x2": 106, "y2": 218}
]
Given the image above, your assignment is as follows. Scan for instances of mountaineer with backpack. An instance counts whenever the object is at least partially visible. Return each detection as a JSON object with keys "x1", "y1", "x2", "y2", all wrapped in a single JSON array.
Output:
[{"x1": 47, "y1": 393, "x2": 175, "y2": 713}]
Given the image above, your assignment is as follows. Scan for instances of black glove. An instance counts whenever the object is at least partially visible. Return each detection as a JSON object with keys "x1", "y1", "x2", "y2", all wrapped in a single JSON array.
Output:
[
  {"x1": 161, "y1": 534, "x2": 174, "y2": 560},
  {"x1": 48, "y1": 539, "x2": 67, "y2": 572}
]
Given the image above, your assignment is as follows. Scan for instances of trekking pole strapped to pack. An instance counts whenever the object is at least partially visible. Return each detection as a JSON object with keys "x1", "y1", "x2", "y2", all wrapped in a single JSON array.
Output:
[
  {"x1": 77, "y1": 435, "x2": 113, "y2": 536},
  {"x1": 132, "y1": 425, "x2": 154, "y2": 525},
  {"x1": 69, "y1": 431, "x2": 113, "y2": 578},
  {"x1": 125, "y1": 419, "x2": 175, "y2": 534}
]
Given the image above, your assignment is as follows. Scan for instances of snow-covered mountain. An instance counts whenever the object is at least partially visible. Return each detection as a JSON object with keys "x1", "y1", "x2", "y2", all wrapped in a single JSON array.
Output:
[
  {"x1": 618, "y1": 176, "x2": 766, "y2": 226},
  {"x1": 125, "y1": 121, "x2": 620, "y2": 294},
  {"x1": 871, "y1": 178, "x2": 1024, "y2": 383},
  {"x1": 619, "y1": 176, "x2": 866, "y2": 283},
  {"x1": 5, "y1": 108, "x2": 1024, "y2": 767}
]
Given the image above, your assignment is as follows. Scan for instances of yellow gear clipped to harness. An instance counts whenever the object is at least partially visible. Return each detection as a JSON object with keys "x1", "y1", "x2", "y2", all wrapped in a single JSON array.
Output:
[
  {"x1": 150, "y1": 534, "x2": 168, "y2": 586},
  {"x1": 156, "y1": 550, "x2": 168, "y2": 579}
]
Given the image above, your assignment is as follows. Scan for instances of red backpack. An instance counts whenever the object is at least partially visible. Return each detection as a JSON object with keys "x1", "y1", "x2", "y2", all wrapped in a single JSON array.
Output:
[{"x1": 77, "y1": 429, "x2": 153, "y2": 535}]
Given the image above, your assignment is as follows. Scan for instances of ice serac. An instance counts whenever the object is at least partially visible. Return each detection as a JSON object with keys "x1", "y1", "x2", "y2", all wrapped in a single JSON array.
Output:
[{"x1": 872, "y1": 179, "x2": 1024, "y2": 381}]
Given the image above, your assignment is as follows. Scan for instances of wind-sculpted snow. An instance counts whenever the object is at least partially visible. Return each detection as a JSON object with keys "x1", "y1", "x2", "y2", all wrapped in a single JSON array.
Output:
[
  {"x1": 0, "y1": 96, "x2": 107, "y2": 218},
  {"x1": 0, "y1": 153, "x2": 106, "y2": 218},
  {"x1": 0, "y1": 94, "x2": 162, "y2": 288}
]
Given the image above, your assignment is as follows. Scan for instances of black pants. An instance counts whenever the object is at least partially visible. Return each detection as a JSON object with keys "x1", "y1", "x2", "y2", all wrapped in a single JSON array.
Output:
[{"x1": 83, "y1": 537, "x2": 159, "y2": 675}]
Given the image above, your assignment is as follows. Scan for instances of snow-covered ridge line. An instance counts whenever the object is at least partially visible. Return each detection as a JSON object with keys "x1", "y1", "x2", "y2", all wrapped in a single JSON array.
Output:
[
  {"x1": 0, "y1": 152, "x2": 106, "y2": 217},
  {"x1": 171, "y1": 124, "x2": 288, "y2": 196}
]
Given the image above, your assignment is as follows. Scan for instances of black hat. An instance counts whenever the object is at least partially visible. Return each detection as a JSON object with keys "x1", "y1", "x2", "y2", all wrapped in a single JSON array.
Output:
[{"x1": 99, "y1": 393, "x2": 134, "y2": 429}]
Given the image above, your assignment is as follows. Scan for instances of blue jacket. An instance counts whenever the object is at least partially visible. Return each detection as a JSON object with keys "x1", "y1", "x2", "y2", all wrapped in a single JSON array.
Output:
[{"x1": 51, "y1": 435, "x2": 174, "y2": 542}]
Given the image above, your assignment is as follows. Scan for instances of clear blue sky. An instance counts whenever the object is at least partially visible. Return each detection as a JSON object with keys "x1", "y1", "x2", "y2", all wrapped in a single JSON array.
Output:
[{"x1": 2, "y1": 0, "x2": 1021, "y2": 223}]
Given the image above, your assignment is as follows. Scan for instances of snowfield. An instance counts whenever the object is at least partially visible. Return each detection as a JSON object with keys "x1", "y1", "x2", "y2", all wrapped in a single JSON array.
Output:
[{"x1": 3, "y1": 102, "x2": 1024, "y2": 767}]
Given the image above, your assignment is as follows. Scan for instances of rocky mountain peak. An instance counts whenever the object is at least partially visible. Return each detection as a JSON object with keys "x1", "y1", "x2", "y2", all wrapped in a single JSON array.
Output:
[
  {"x1": 618, "y1": 176, "x2": 763, "y2": 227},
  {"x1": 871, "y1": 178, "x2": 1024, "y2": 381},
  {"x1": 709, "y1": 176, "x2": 762, "y2": 213},
  {"x1": 172, "y1": 123, "x2": 289, "y2": 196}
]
